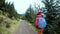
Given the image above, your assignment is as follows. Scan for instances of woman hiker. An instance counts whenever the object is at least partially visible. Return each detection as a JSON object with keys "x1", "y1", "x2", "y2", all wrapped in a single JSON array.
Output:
[{"x1": 35, "y1": 10, "x2": 47, "y2": 34}]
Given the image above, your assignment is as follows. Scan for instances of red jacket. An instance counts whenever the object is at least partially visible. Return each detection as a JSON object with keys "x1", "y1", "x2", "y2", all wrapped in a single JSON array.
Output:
[
  {"x1": 35, "y1": 11, "x2": 42, "y2": 28},
  {"x1": 35, "y1": 17, "x2": 38, "y2": 28}
]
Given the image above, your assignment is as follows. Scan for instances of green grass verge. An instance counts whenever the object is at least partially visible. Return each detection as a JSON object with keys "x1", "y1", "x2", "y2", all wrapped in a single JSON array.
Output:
[{"x1": 26, "y1": 21, "x2": 37, "y2": 32}]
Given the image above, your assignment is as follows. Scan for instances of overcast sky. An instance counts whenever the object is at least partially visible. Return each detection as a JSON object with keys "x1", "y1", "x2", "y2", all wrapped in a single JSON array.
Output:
[{"x1": 5, "y1": 0, "x2": 44, "y2": 14}]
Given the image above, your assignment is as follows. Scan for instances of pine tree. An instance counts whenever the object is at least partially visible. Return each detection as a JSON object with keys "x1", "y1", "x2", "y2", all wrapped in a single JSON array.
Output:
[
  {"x1": 42, "y1": 0, "x2": 60, "y2": 34},
  {"x1": 25, "y1": 5, "x2": 35, "y2": 24}
]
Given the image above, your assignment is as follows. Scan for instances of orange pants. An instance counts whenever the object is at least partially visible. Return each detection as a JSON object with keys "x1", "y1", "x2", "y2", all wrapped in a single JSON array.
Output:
[{"x1": 38, "y1": 29, "x2": 43, "y2": 34}]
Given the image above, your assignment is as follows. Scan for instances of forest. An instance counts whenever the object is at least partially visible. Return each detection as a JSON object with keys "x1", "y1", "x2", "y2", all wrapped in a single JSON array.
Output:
[{"x1": 21, "y1": 0, "x2": 60, "y2": 34}]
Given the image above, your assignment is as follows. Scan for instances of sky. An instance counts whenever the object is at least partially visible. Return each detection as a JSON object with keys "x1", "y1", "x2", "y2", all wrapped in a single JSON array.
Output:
[{"x1": 5, "y1": 0, "x2": 45, "y2": 14}]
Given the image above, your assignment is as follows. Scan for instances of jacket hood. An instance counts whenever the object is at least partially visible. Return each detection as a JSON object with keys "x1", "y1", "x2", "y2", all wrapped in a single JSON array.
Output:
[{"x1": 36, "y1": 11, "x2": 42, "y2": 15}]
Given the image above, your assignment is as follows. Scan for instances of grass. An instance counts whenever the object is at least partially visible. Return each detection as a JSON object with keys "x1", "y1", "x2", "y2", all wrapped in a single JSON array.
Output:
[
  {"x1": 0, "y1": 15, "x2": 20, "y2": 34},
  {"x1": 26, "y1": 21, "x2": 37, "y2": 32}
]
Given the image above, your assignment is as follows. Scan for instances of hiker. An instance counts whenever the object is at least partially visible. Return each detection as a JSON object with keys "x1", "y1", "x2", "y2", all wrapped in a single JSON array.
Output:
[{"x1": 35, "y1": 10, "x2": 47, "y2": 34}]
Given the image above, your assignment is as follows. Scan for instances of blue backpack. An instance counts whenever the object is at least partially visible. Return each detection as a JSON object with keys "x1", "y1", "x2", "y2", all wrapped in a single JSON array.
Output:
[{"x1": 38, "y1": 17, "x2": 47, "y2": 29}]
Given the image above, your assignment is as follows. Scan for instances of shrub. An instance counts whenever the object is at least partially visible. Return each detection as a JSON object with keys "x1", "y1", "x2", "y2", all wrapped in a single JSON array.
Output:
[
  {"x1": 6, "y1": 23, "x2": 10, "y2": 28},
  {"x1": 0, "y1": 17, "x2": 3, "y2": 23}
]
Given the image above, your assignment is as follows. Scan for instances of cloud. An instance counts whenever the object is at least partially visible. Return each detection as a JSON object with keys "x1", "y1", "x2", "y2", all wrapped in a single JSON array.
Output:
[{"x1": 5, "y1": 0, "x2": 45, "y2": 14}]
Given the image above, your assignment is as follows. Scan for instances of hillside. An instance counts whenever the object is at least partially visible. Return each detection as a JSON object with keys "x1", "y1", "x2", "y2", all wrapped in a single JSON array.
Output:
[{"x1": 0, "y1": 10, "x2": 20, "y2": 34}]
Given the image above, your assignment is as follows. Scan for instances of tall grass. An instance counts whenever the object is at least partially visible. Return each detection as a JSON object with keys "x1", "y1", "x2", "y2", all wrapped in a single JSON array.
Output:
[{"x1": 0, "y1": 10, "x2": 20, "y2": 34}]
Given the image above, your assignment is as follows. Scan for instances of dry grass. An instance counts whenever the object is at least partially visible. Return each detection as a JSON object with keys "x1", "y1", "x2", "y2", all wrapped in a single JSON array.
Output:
[{"x1": 0, "y1": 15, "x2": 20, "y2": 34}]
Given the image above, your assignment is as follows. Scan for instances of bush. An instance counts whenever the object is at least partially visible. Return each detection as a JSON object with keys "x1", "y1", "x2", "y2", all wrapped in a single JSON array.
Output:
[
  {"x1": 4, "y1": 19, "x2": 11, "y2": 28},
  {"x1": 0, "y1": 16, "x2": 3, "y2": 23},
  {"x1": 0, "y1": 10, "x2": 2, "y2": 15},
  {"x1": 6, "y1": 23, "x2": 10, "y2": 28}
]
